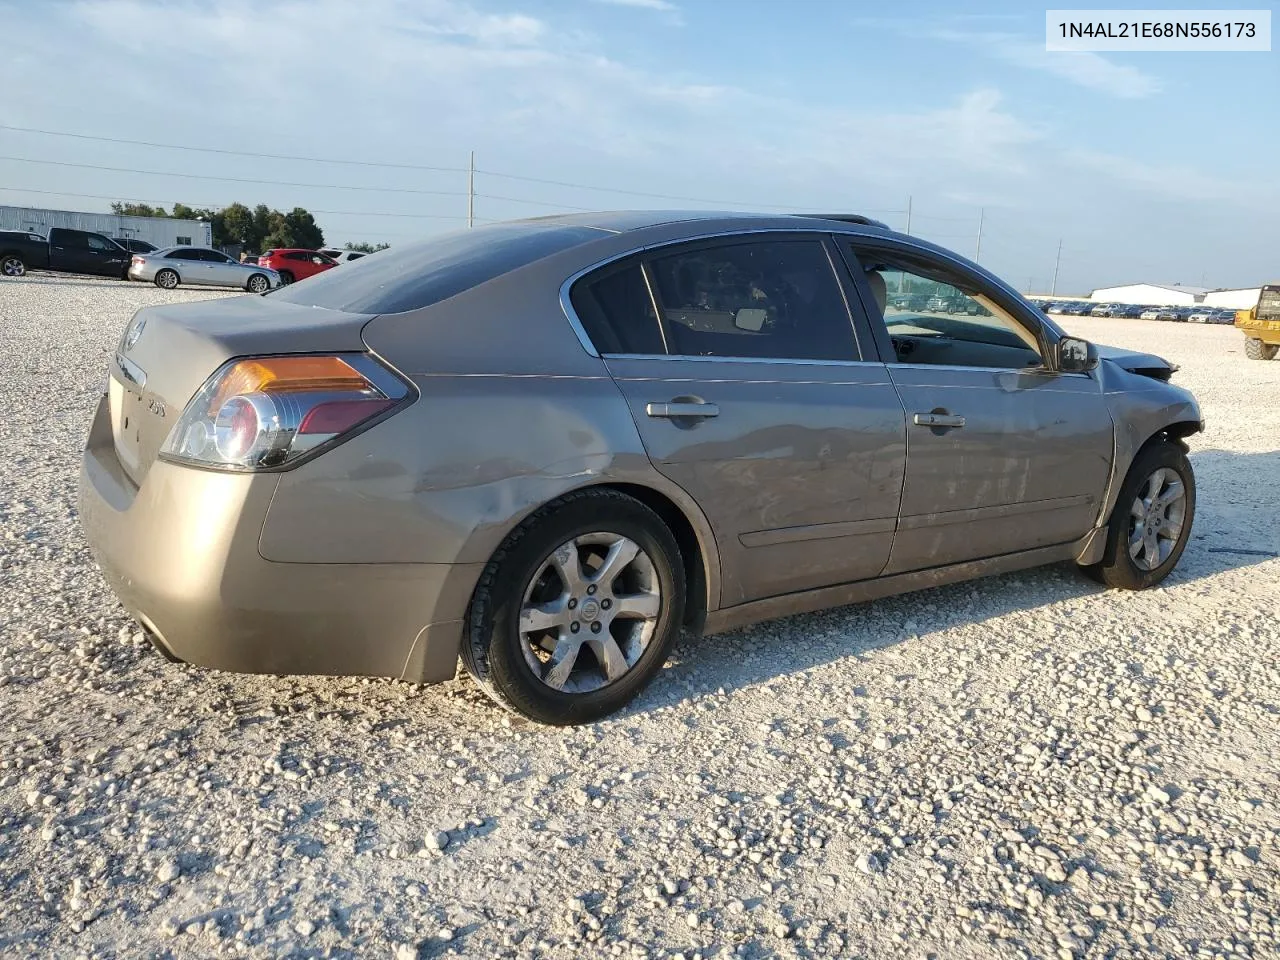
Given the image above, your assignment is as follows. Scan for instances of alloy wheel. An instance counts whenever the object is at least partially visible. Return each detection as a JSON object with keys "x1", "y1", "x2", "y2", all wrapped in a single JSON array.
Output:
[
  {"x1": 1127, "y1": 467, "x2": 1187, "y2": 571},
  {"x1": 518, "y1": 532, "x2": 662, "y2": 693},
  {"x1": 1, "y1": 257, "x2": 24, "y2": 277}
]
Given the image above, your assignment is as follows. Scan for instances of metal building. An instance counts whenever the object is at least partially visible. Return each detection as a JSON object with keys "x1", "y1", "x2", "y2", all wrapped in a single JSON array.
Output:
[
  {"x1": 0, "y1": 205, "x2": 212, "y2": 248},
  {"x1": 1089, "y1": 283, "x2": 1209, "y2": 306},
  {"x1": 1202, "y1": 287, "x2": 1262, "y2": 310}
]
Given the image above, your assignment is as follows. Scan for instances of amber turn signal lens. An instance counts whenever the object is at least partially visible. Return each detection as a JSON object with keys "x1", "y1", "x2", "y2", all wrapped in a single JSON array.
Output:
[{"x1": 207, "y1": 356, "x2": 367, "y2": 414}]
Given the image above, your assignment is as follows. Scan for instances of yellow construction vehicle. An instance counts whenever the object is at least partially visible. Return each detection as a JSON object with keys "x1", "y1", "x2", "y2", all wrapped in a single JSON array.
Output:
[{"x1": 1237, "y1": 284, "x2": 1280, "y2": 360}]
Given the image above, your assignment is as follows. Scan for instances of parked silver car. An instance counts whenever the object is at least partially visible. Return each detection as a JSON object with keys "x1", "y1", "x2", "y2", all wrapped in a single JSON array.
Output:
[
  {"x1": 80, "y1": 212, "x2": 1202, "y2": 725},
  {"x1": 128, "y1": 247, "x2": 281, "y2": 292}
]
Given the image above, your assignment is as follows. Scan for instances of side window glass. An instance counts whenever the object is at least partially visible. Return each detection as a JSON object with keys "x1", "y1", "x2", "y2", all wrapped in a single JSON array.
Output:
[
  {"x1": 87, "y1": 235, "x2": 113, "y2": 251},
  {"x1": 570, "y1": 263, "x2": 665, "y2": 355},
  {"x1": 851, "y1": 244, "x2": 1042, "y2": 370},
  {"x1": 647, "y1": 239, "x2": 858, "y2": 362}
]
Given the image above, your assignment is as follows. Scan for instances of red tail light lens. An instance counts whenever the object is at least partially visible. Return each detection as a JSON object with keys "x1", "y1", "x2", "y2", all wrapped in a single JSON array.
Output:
[{"x1": 161, "y1": 354, "x2": 411, "y2": 470}]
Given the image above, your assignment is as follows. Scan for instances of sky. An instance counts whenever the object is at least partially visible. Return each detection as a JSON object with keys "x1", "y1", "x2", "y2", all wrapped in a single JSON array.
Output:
[{"x1": 0, "y1": 0, "x2": 1275, "y2": 294}]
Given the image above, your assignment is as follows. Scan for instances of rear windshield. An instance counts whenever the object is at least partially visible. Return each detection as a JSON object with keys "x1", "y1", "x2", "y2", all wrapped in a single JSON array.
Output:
[{"x1": 267, "y1": 221, "x2": 603, "y2": 314}]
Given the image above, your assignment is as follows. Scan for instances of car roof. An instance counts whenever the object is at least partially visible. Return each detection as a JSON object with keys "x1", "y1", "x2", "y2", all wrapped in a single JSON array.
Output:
[{"x1": 514, "y1": 210, "x2": 894, "y2": 234}]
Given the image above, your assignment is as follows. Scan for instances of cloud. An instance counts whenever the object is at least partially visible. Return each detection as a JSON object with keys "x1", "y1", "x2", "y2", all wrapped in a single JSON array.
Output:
[
  {"x1": 1066, "y1": 150, "x2": 1275, "y2": 205},
  {"x1": 924, "y1": 26, "x2": 1163, "y2": 99},
  {"x1": 592, "y1": 0, "x2": 679, "y2": 11}
]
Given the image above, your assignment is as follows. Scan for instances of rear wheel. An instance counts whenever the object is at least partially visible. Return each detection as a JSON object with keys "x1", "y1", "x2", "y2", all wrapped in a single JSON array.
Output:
[
  {"x1": 246, "y1": 273, "x2": 270, "y2": 294},
  {"x1": 1244, "y1": 337, "x2": 1277, "y2": 361},
  {"x1": 277, "y1": 270, "x2": 295, "y2": 285},
  {"x1": 1, "y1": 254, "x2": 26, "y2": 277},
  {"x1": 154, "y1": 269, "x2": 179, "y2": 290},
  {"x1": 462, "y1": 489, "x2": 685, "y2": 725},
  {"x1": 1081, "y1": 440, "x2": 1195, "y2": 590}
]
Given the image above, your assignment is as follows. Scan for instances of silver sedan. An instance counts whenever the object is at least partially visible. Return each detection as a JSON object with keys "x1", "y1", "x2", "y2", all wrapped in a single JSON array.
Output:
[{"x1": 128, "y1": 246, "x2": 281, "y2": 293}]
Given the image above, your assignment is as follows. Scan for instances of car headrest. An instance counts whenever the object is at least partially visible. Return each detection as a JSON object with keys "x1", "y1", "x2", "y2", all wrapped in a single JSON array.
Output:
[{"x1": 864, "y1": 270, "x2": 887, "y2": 315}]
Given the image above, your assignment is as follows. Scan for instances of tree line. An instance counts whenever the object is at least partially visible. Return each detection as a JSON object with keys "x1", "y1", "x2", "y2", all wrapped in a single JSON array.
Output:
[{"x1": 110, "y1": 202, "x2": 389, "y2": 254}]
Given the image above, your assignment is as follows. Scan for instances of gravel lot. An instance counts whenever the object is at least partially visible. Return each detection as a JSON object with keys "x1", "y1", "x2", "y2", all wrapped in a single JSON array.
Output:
[{"x1": 1, "y1": 275, "x2": 1277, "y2": 960}]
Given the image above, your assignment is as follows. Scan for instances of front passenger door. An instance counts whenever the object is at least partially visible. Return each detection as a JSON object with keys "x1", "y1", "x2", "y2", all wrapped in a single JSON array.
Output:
[
  {"x1": 845, "y1": 240, "x2": 1114, "y2": 574},
  {"x1": 85, "y1": 233, "x2": 128, "y2": 277}
]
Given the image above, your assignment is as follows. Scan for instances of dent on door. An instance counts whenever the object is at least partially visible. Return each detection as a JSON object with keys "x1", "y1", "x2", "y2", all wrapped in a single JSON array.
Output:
[
  {"x1": 605, "y1": 357, "x2": 907, "y2": 605},
  {"x1": 884, "y1": 365, "x2": 1113, "y2": 573}
]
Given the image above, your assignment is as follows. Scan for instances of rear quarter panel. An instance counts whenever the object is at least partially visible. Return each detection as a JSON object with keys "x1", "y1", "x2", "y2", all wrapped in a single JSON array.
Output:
[{"x1": 260, "y1": 235, "x2": 731, "y2": 606}]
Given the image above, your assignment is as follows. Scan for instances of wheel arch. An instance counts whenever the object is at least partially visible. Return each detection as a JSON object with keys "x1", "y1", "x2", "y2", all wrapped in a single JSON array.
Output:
[
  {"x1": 455, "y1": 476, "x2": 722, "y2": 632},
  {"x1": 588, "y1": 480, "x2": 715, "y2": 631},
  {"x1": 1078, "y1": 412, "x2": 1202, "y2": 565}
]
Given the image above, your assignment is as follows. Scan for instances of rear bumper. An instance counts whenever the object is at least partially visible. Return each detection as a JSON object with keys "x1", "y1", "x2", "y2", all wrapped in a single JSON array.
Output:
[{"x1": 78, "y1": 396, "x2": 480, "y2": 683}]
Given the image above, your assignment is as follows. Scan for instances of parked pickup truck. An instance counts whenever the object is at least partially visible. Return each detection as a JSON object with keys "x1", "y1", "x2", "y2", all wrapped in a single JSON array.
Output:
[
  {"x1": 1237, "y1": 283, "x2": 1280, "y2": 361},
  {"x1": 0, "y1": 227, "x2": 131, "y2": 280}
]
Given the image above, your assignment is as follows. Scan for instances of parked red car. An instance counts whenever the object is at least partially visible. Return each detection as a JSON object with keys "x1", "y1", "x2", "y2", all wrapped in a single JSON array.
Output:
[{"x1": 257, "y1": 249, "x2": 338, "y2": 285}]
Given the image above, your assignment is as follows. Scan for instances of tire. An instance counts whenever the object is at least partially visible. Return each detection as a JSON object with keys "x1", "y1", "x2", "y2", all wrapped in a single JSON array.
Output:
[
  {"x1": 1244, "y1": 338, "x2": 1278, "y2": 361},
  {"x1": 154, "y1": 269, "x2": 179, "y2": 290},
  {"x1": 246, "y1": 273, "x2": 270, "y2": 294},
  {"x1": 1081, "y1": 440, "x2": 1195, "y2": 590},
  {"x1": 462, "y1": 489, "x2": 686, "y2": 725},
  {"x1": 1, "y1": 254, "x2": 26, "y2": 278},
  {"x1": 277, "y1": 270, "x2": 295, "y2": 285}
]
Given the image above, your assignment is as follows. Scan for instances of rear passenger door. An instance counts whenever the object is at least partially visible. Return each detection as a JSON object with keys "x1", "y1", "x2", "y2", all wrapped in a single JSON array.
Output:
[
  {"x1": 48, "y1": 229, "x2": 95, "y2": 274},
  {"x1": 572, "y1": 233, "x2": 907, "y2": 607}
]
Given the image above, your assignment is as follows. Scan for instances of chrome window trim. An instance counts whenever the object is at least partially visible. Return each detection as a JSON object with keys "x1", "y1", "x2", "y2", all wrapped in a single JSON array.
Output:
[
  {"x1": 559, "y1": 226, "x2": 873, "y2": 360},
  {"x1": 602, "y1": 352, "x2": 884, "y2": 369},
  {"x1": 887, "y1": 361, "x2": 1093, "y2": 379}
]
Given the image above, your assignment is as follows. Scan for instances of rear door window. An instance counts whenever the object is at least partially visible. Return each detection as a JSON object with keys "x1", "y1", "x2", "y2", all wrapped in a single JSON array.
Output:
[
  {"x1": 570, "y1": 262, "x2": 665, "y2": 355},
  {"x1": 54, "y1": 229, "x2": 89, "y2": 249},
  {"x1": 646, "y1": 238, "x2": 860, "y2": 362}
]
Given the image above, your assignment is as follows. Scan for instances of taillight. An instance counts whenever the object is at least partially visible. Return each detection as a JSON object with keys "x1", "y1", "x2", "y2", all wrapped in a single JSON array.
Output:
[{"x1": 160, "y1": 354, "x2": 410, "y2": 470}]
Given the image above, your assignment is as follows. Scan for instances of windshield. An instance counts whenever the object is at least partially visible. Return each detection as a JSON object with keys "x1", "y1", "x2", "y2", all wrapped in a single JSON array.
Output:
[
  {"x1": 1257, "y1": 285, "x2": 1280, "y2": 322},
  {"x1": 266, "y1": 221, "x2": 602, "y2": 314}
]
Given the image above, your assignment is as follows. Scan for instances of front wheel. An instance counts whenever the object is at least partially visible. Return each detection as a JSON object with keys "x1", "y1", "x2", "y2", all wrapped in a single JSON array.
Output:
[
  {"x1": 246, "y1": 273, "x2": 270, "y2": 294},
  {"x1": 1081, "y1": 440, "x2": 1195, "y2": 590},
  {"x1": 154, "y1": 269, "x2": 179, "y2": 290},
  {"x1": 1244, "y1": 337, "x2": 1278, "y2": 361},
  {"x1": 1, "y1": 254, "x2": 26, "y2": 277},
  {"x1": 462, "y1": 489, "x2": 685, "y2": 725}
]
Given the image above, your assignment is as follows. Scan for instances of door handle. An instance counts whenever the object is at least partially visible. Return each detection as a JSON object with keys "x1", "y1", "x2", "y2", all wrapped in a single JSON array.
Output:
[
  {"x1": 646, "y1": 401, "x2": 719, "y2": 419},
  {"x1": 913, "y1": 412, "x2": 966, "y2": 428}
]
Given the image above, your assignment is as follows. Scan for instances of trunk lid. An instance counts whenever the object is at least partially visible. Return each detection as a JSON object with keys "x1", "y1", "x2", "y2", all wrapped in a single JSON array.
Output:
[{"x1": 108, "y1": 294, "x2": 374, "y2": 486}]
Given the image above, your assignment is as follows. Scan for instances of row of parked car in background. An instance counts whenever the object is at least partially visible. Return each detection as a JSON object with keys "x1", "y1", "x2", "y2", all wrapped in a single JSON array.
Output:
[
  {"x1": 1027, "y1": 298, "x2": 1238, "y2": 324},
  {"x1": 0, "y1": 226, "x2": 374, "y2": 291}
]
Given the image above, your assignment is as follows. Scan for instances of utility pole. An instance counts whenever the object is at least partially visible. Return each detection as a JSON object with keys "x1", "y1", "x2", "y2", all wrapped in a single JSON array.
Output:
[
  {"x1": 1051, "y1": 239, "x2": 1063, "y2": 296},
  {"x1": 467, "y1": 150, "x2": 475, "y2": 229},
  {"x1": 905, "y1": 195, "x2": 913, "y2": 236},
  {"x1": 974, "y1": 208, "x2": 984, "y2": 263}
]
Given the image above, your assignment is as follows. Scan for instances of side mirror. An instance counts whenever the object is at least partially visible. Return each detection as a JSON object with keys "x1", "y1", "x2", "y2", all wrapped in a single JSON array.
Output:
[{"x1": 1056, "y1": 336, "x2": 1098, "y2": 373}]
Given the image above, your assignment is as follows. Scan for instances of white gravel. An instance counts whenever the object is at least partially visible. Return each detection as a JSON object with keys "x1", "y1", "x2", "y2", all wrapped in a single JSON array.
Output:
[{"x1": 1, "y1": 275, "x2": 1278, "y2": 959}]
